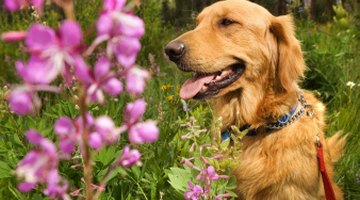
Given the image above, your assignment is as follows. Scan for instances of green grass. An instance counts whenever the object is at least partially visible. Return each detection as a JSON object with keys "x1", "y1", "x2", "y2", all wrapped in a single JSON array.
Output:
[
  {"x1": 0, "y1": 1, "x2": 360, "y2": 199},
  {"x1": 297, "y1": 19, "x2": 360, "y2": 199}
]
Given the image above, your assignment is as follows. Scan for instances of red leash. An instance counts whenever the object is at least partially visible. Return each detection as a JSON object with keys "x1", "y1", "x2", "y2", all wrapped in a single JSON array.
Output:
[{"x1": 316, "y1": 139, "x2": 336, "y2": 200}]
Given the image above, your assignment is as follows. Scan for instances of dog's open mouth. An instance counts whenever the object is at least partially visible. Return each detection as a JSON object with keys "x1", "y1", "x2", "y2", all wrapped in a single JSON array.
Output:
[{"x1": 180, "y1": 63, "x2": 245, "y2": 99}]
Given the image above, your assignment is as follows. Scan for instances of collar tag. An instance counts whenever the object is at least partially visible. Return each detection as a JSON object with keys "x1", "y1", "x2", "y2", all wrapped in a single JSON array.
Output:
[{"x1": 221, "y1": 129, "x2": 231, "y2": 141}]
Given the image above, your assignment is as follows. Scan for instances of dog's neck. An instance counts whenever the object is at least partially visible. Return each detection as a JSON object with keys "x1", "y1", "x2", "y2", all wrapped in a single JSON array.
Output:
[{"x1": 210, "y1": 88, "x2": 299, "y2": 131}]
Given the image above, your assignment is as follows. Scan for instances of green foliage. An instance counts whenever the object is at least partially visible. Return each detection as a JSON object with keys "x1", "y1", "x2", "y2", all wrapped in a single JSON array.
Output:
[
  {"x1": 333, "y1": 4, "x2": 351, "y2": 29},
  {"x1": 165, "y1": 105, "x2": 238, "y2": 199}
]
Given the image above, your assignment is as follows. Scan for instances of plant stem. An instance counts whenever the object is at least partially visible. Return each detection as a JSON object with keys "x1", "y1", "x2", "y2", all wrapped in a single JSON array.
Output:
[
  {"x1": 79, "y1": 89, "x2": 93, "y2": 200},
  {"x1": 93, "y1": 163, "x2": 117, "y2": 199}
]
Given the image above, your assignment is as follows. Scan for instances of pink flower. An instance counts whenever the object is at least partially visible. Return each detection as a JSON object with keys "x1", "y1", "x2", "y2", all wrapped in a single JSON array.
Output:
[
  {"x1": 215, "y1": 193, "x2": 232, "y2": 200},
  {"x1": 18, "y1": 21, "x2": 84, "y2": 85},
  {"x1": 113, "y1": 37, "x2": 141, "y2": 68},
  {"x1": 89, "y1": 133, "x2": 103, "y2": 150},
  {"x1": 54, "y1": 114, "x2": 95, "y2": 154},
  {"x1": 128, "y1": 121, "x2": 159, "y2": 144},
  {"x1": 112, "y1": 13, "x2": 145, "y2": 38},
  {"x1": 18, "y1": 182, "x2": 35, "y2": 192},
  {"x1": 8, "y1": 88, "x2": 34, "y2": 115},
  {"x1": 196, "y1": 166, "x2": 219, "y2": 183},
  {"x1": 44, "y1": 170, "x2": 69, "y2": 199},
  {"x1": 54, "y1": 117, "x2": 77, "y2": 154},
  {"x1": 103, "y1": 0, "x2": 125, "y2": 12},
  {"x1": 124, "y1": 99, "x2": 146, "y2": 124},
  {"x1": 96, "y1": 116, "x2": 122, "y2": 141},
  {"x1": 1, "y1": 31, "x2": 26, "y2": 42},
  {"x1": 184, "y1": 181, "x2": 203, "y2": 200},
  {"x1": 126, "y1": 67, "x2": 149, "y2": 95},
  {"x1": 16, "y1": 56, "x2": 59, "y2": 84},
  {"x1": 16, "y1": 130, "x2": 69, "y2": 199},
  {"x1": 88, "y1": 116, "x2": 124, "y2": 150},
  {"x1": 77, "y1": 57, "x2": 123, "y2": 103},
  {"x1": 3, "y1": 0, "x2": 44, "y2": 12},
  {"x1": 97, "y1": 3, "x2": 144, "y2": 38},
  {"x1": 117, "y1": 145, "x2": 140, "y2": 168},
  {"x1": 88, "y1": 0, "x2": 144, "y2": 68}
]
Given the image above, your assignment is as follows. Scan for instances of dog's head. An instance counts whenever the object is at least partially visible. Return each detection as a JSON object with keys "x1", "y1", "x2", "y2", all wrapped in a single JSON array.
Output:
[{"x1": 165, "y1": 0, "x2": 305, "y2": 101}]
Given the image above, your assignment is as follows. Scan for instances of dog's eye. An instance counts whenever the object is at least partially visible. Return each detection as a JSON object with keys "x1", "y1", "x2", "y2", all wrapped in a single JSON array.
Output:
[{"x1": 219, "y1": 18, "x2": 234, "y2": 26}]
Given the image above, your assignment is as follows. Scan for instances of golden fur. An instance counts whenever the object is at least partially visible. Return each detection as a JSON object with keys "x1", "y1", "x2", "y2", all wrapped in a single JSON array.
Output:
[{"x1": 167, "y1": 0, "x2": 346, "y2": 199}]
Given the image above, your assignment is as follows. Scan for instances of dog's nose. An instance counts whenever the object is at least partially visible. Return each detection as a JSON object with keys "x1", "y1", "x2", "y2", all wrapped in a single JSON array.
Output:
[{"x1": 165, "y1": 41, "x2": 186, "y2": 62}]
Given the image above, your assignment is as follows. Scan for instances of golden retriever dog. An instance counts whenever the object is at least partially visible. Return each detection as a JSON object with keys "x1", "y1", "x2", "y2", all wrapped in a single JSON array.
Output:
[{"x1": 165, "y1": 0, "x2": 346, "y2": 199}]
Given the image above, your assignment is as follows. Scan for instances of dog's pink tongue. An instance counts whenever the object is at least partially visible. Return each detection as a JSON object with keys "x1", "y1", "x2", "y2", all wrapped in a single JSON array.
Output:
[{"x1": 180, "y1": 75, "x2": 215, "y2": 99}]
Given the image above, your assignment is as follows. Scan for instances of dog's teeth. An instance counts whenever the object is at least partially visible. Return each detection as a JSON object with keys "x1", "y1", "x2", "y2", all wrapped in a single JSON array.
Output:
[
  {"x1": 215, "y1": 76, "x2": 222, "y2": 81},
  {"x1": 200, "y1": 85, "x2": 208, "y2": 92}
]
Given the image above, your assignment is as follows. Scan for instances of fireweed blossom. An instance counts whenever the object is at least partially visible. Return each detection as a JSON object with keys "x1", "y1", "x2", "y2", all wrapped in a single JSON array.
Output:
[
  {"x1": 4, "y1": 0, "x2": 44, "y2": 12},
  {"x1": 126, "y1": 67, "x2": 149, "y2": 95},
  {"x1": 5, "y1": 0, "x2": 159, "y2": 198},
  {"x1": 196, "y1": 166, "x2": 220, "y2": 183},
  {"x1": 8, "y1": 87, "x2": 39, "y2": 115},
  {"x1": 183, "y1": 164, "x2": 231, "y2": 199},
  {"x1": 16, "y1": 130, "x2": 70, "y2": 199},
  {"x1": 184, "y1": 181, "x2": 204, "y2": 200},
  {"x1": 117, "y1": 145, "x2": 140, "y2": 168},
  {"x1": 124, "y1": 98, "x2": 146, "y2": 124},
  {"x1": 74, "y1": 57, "x2": 123, "y2": 103},
  {"x1": 86, "y1": 0, "x2": 144, "y2": 68},
  {"x1": 9, "y1": 20, "x2": 85, "y2": 85},
  {"x1": 7, "y1": 84, "x2": 59, "y2": 115},
  {"x1": 55, "y1": 114, "x2": 125, "y2": 151},
  {"x1": 89, "y1": 116, "x2": 123, "y2": 149},
  {"x1": 128, "y1": 120, "x2": 159, "y2": 144}
]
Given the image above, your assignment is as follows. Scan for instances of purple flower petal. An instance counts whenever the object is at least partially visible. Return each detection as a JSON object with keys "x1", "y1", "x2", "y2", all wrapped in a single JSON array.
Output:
[
  {"x1": 8, "y1": 88, "x2": 34, "y2": 115},
  {"x1": 54, "y1": 117, "x2": 74, "y2": 135},
  {"x1": 18, "y1": 182, "x2": 36, "y2": 192},
  {"x1": 16, "y1": 56, "x2": 60, "y2": 84},
  {"x1": 26, "y1": 24, "x2": 57, "y2": 52},
  {"x1": 207, "y1": 166, "x2": 219, "y2": 181},
  {"x1": 44, "y1": 170, "x2": 68, "y2": 198},
  {"x1": 115, "y1": 13, "x2": 144, "y2": 38},
  {"x1": 26, "y1": 129, "x2": 43, "y2": 145},
  {"x1": 94, "y1": 57, "x2": 110, "y2": 80},
  {"x1": 89, "y1": 132, "x2": 103, "y2": 150},
  {"x1": 1, "y1": 31, "x2": 26, "y2": 42},
  {"x1": 31, "y1": 0, "x2": 44, "y2": 8},
  {"x1": 114, "y1": 37, "x2": 141, "y2": 68},
  {"x1": 103, "y1": 78, "x2": 123, "y2": 96},
  {"x1": 40, "y1": 139, "x2": 57, "y2": 156},
  {"x1": 60, "y1": 20, "x2": 82, "y2": 48},
  {"x1": 97, "y1": 14, "x2": 113, "y2": 36},
  {"x1": 4, "y1": 0, "x2": 26, "y2": 11},
  {"x1": 95, "y1": 116, "x2": 115, "y2": 135},
  {"x1": 104, "y1": 0, "x2": 125, "y2": 12},
  {"x1": 74, "y1": 57, "x2": 92, "y2": 84},
  {"x1": 125, "y1": 99, "x2": 146, "y2": 124},
  {"x1": 59, "y1": 139, "x2": 75, "y2": 154},
  {"x1": 88, "y1": 87, "x2": 105, "y2": 104},
  {"x1": 117, "y1": 145, "x2": 140, "y2": 168},
  {"x1": 128, "y1": 121, "x2": 158, "y2": 144},
  {"x1": 18, "y1": 151, "x2": 39, "y2": 166},
  {"x1": 184, "y1": 181, "x2": 203, "y2": 200},
  {"x1": 126, "y1": 67, "x2": 149, "y2": 95}
]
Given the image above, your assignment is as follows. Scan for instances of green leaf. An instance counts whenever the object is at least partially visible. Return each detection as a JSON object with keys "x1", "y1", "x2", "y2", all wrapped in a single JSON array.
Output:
[
  {"x1": 0, "y1": 161, "x2": 12, "y2": 179},
  {"x1": 166, "y1": 167, "x2": 192, "y2": 192},
  {"x1": 220, "y1": 138, "x2": 230, "y2": 150},
  {"x1": 94, "y1": 146, "x2": 118, "y2": 166}
]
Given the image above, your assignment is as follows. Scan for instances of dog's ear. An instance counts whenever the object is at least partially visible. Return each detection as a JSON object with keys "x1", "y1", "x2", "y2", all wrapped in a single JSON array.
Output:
[{"x1": 270, "y1": 15, "x2": 305, "y2": 92}]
